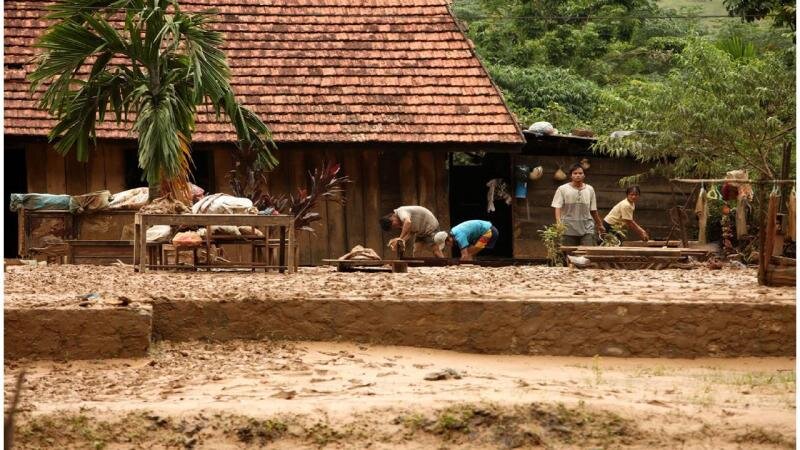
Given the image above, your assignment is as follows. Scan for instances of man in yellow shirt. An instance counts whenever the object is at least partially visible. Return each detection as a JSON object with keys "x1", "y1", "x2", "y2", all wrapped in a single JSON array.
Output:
[{"x1": 603, "y1": 186, "x2": 650, "y2": 242}]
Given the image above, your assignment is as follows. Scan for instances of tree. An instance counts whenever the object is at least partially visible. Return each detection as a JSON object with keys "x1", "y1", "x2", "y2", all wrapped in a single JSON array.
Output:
[
  {"x1": 29, "y1": 0, "x2": 276, "y2": 200},
  {"x1": 593, "y1": 40, "x2": 795, "y2": 182},
  {"x1": 724, "y1": 0, "x2": 796, "y2": 31}
]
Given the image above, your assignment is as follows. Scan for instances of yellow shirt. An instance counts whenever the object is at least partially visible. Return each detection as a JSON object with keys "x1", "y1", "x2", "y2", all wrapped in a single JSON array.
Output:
[{"x1": 604, "y1": 199, "x2": 635, "y2": 227}]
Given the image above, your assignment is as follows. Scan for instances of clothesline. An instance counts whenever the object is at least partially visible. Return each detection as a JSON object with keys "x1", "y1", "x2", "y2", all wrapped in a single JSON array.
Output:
[{"x1": 670, "y1": 179, "x2": 796, "y2": 184}]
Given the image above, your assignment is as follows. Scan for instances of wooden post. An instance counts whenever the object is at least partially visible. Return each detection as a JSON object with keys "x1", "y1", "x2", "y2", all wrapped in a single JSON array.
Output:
[
  {"x1": 287, "y1": 218, "x2": 296, "y2": 273},
  {"x1": 758, "y1": 191, "x2": 779, "y2": 285},
  {"x1": 279, "y1": 225, "x2": 287, "y2": 274},
  {"x1": 779, "y1": 141, "x2": 792, "y2": 210}
]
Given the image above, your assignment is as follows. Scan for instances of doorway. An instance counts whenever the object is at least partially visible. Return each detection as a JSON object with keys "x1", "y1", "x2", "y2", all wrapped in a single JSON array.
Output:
[
  {"x1": 4, "y1": 145, "x2": 28, "y2": 257},
  {"x1": 448, "y1": 152, "x2": 512, "y2": 258}
]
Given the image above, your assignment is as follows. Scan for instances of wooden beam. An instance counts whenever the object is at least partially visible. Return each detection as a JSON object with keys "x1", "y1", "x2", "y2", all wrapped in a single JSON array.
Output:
[
  {"x1": 362, "y1": 150, "x2": 382, "y2": 257},
  {"x1": 433, "y1": 151, "x2": 450, "y2": 230},
  {"x1": 64, "y1": 152, "x2": 88, "y2": 195},
  {"x1": 417, "y1": 150, "x2": 436, "y2": 213},
  {"x1": 87, "y1": 143, "x2": 107, "y2": 192},
  {"x1": 45, "y1": 145, "x2": 67, "y2": 194},
  {"x1": 759, "y1": 192, "x2": 780, "y2": 285},
  {"x1": 25, "y1": 142, "x2": 48, "y2": 193},
  {"x1": 104, "y1": 143, "x2": 126, "y2": 193},
  {"x1": 212, "y1": 146, "x2": 235, "y2": 194},
  {"x1": 290, "y1": 149, "x2": 311, "y2": 265},
  {"x1": 325, "y1": 150, "x2": 347, "y2": 259},
  {"x1": 342, "y1": 150, "x2": 366, "y2": 250},
  {"x1": 399, "y1": 150, "x2": 418, "y2": 206}
]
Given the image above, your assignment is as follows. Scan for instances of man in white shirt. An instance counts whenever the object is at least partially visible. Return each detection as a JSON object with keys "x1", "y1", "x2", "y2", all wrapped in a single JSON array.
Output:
[
  {"x1": 379, "y1": 205, "x2": 444, "y2": 257},
  {"x1": 551, "y1": 163, "x2": 606, "y2": 246}
]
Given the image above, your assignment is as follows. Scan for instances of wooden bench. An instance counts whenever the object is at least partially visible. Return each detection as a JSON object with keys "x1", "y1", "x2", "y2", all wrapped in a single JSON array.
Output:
[
  {"x1": 64, "y1": 240, "x2": 168, "y2": 266},
  {"x1": 134, "y1": 213, "x2": 295, "y2": 273},
  {"x1": 322, "y1": 259, "x2": 423, "y2": 273}
]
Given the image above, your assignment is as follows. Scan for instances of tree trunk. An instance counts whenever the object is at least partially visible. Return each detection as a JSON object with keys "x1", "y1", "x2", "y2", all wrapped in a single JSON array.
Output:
[{"x1": 148, "y1": 183, "x2": 161, "y2": 202}]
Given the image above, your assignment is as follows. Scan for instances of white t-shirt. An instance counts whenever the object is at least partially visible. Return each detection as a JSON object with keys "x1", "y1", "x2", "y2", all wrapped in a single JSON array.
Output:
[
  {"x1": 394, "y1": 206, "x2": 439, "y2": 237},
  {"x1": 551, "y1": 183, "x2": 597, "y2": 236}
]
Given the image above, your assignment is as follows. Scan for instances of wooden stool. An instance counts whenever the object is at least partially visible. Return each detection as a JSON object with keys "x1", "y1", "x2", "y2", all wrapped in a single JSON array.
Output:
[
  {"x1": 161, "y1": 243, "x2": 200, "y2": 269},
  {"x1": 146, "y1": 243, "x2": 162, "y2": 269},
  {"x1": 251, "y1": 239, "x2": 282, "y2": 272}
]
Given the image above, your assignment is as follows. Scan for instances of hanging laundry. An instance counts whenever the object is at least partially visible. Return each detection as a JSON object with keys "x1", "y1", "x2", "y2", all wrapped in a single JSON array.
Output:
[
  {"x1": 486, "y1": 178, "x2": 512, "y2": 213},
  {"x1": 788, "y1": 187, "x2": 796, "y2": 242},
  {"x1": 695, "y1": 185, "x2": 708, "y2": 244},
  {"x1": 735, "y1": 196, "x2": 749, "y2": 239}
]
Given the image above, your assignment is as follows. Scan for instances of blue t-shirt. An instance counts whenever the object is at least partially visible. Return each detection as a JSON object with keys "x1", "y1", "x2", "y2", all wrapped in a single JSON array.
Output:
[{"x1": 451, "y1": 220, "x2": 492, "y2": 249}]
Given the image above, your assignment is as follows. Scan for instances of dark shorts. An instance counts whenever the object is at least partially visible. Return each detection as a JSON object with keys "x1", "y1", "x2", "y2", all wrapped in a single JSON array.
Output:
[
  {"x1": 562, "y1": 234, "x2": 596, "y2": 246},
  {"x1": 415, "y1": 233, "x2": 436, "y2": 246}
]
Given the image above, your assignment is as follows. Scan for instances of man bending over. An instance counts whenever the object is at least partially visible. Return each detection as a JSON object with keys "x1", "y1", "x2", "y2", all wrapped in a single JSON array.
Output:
[{"x1": 379, "y1": 205, "x2": 443, "y2": 257}]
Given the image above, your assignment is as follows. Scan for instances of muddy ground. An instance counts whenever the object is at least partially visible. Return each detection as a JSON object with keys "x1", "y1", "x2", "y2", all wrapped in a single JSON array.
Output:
[
  {"x1": 3, "y1": 265, "x2": 795, "y2": 308},
  {"x1": 4, "y1": 341, "x2": 795, "y2": 449},
  {"x1": 4, "y1": 265, "x2": 796, "y2": 448}
]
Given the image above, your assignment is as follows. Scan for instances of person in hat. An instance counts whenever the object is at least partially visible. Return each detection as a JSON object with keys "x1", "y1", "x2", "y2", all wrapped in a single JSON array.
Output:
[
  {"x1": 551, "y1": 162, "x2": 605, "y2": 246},
  {"x1": 603, "y1": 186, "x2": 649, "y2": 242},
  {"x1": 379, "y1": 205, "x2": 444, "y2": 257},
  {"x1": 434, "y1": 220, "x2": 498, "y2": 261}
]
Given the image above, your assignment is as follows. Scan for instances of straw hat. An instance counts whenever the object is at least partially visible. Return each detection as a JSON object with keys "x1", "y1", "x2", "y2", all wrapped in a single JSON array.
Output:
[{"x1": 529, "y1": 166, "x2": 543, "y2": 181}]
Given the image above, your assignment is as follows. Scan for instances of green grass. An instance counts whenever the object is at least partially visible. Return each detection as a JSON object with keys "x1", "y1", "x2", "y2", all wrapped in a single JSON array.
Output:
[
  {"x1": 658, "y1": 0, "x2": 732, "y2": 32},
  {"x1": 658, "y1": 0, "x2": 728, "y2": 16}
]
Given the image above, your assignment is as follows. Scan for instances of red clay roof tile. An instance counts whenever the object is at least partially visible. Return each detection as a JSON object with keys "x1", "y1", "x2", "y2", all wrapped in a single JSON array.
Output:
[{"x1": 4, "y1": 0, "x2": 523, "y2": 144}]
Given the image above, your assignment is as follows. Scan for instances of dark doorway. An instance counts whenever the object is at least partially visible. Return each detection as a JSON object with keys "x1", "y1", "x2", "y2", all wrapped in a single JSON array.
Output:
[
  {"x1": 123, "y1": 147, "x2": 147, "y2": 189},
  {"x1": 123, "y1": 147, "x2": 214, "y2": 192},
  {"x1": 448, "y1": 152, "x2": 513, "y2": 258},
  {"x1": 4, "y1": 144, "x2": 28, "y2": 257}
]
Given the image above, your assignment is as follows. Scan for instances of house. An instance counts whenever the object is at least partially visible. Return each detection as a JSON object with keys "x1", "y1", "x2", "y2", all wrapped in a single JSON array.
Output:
[
  {"x1": 4, "y1": 0, "x2": 525, "y2": 264},
  {"x1": 5, "y1": 0, "x2": 678, "y2": 264},
  {"x1": 513, "y1": 131, "x2": 682, "y2": 258}
]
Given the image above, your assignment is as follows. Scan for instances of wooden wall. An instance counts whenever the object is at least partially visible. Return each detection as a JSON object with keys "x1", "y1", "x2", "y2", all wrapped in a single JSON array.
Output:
[
  {"x1": 17, "y1": 138, "x2": 450, "y2": 266},
  {"x1": 17, "y1": 136, "x2": 697, "y2": 263},
  {"x1": 24, "y1": 140, "x2": 126, "y2": 195},
  {"x1": 213, "y1": 146, "x2": 450, "y2": 265},
  {"x1": 512, "y1": 154, "x2": 691, "y2": 258}
]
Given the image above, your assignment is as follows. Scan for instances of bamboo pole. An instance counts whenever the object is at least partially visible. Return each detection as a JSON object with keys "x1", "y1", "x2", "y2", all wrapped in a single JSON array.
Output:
[{"x1": 671, "y1": 179, "x2": 796, "y2": 184}]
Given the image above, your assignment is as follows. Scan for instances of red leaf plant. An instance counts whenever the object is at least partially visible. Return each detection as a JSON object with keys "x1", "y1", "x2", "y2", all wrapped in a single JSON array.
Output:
[{"x1": 258, "y1": 161, "x2": 351, "y2": 232}]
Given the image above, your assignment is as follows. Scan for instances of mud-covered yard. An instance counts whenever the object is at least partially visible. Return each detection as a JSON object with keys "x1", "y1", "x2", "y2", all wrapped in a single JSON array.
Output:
[
  {"x1": 3, "y1": 264, "x2": 795, "y2": 308},
  {"x1": 4, "y1": 264, "x2": 796, "y2": 448},
  {"x1": 4, "y1": 341, "x2": 796, "y2": 449}
]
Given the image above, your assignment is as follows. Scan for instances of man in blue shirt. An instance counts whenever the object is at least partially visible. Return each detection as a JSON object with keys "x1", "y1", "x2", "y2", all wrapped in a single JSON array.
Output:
[{"x1": 434, "y1": 220, "x2": 498, "y2": 261}]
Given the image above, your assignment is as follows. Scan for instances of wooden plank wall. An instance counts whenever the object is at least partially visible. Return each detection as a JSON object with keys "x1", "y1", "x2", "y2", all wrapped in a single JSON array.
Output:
[
  {"x1": 512, "y1": 154, "x2": 692, "y2": 258},
  {"x1": 19, "y1": 137, "x2": 451, "y2": 266},
  {"x1": 25, "y1": 140, "x2": 126, "y2": 195},
  {"x1": 212, "y1": 147, "x2": 450, "y2": 265}
]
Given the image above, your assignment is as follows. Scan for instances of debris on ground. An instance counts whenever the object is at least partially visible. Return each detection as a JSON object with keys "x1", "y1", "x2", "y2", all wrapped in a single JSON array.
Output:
[{"x1": 424, "y1": 368, "x2": 464, "y2": 381}]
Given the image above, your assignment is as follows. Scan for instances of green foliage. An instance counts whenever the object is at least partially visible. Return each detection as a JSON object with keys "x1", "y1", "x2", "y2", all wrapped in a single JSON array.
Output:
[
  {"x1": 487, "y1": 64, "x2": 601, "y2": 117},
  {"x1": 30, "y1": 0, "x2": 276, "y2": 199},
  {"x1": 724, "y1": 0, "x2": 796, "y2": 30},
  {"x1": 538, "y1": 222, "x2": 567, "y2": 266},
  {"x1": 716, "y1": 35, "x2": 757, "y2": 58},
  {"x1": 455, "y1": 0, "x2": 795, "y2": 182},
  {"x1": 593, "y1": 39, "x2": 795, "y2": 179}
]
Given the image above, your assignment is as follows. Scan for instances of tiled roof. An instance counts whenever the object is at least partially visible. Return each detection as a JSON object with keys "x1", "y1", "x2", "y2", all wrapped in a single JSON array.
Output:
[{"x1": 4, "y1": 0, "x2": 524, "y2": 145}]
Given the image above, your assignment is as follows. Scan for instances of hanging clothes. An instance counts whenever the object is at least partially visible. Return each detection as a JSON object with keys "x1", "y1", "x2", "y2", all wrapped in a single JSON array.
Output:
[
  {"x1": 788, "y1": 187, "x2": 796, "y2": 242},
  {"x1": 486, "y1": 178, "x2": 512, "y2": 213},
  {"x1": 735, "y1": 196, "x2": 749, "y2": 239},
  {"x1": 695, "y1": 185, "x2": 708, "y2": 244}
]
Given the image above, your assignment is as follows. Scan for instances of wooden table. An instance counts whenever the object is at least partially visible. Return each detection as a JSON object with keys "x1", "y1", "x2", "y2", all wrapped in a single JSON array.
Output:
[{"x1": 134, "y1": 214, "x2": 295, "y2": 273}]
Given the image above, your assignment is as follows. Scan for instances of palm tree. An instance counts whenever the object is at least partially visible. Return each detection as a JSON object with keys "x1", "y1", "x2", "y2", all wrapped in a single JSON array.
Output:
[{"x1": 29, "y1": 0, "x2": 276, "y2": 200}]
